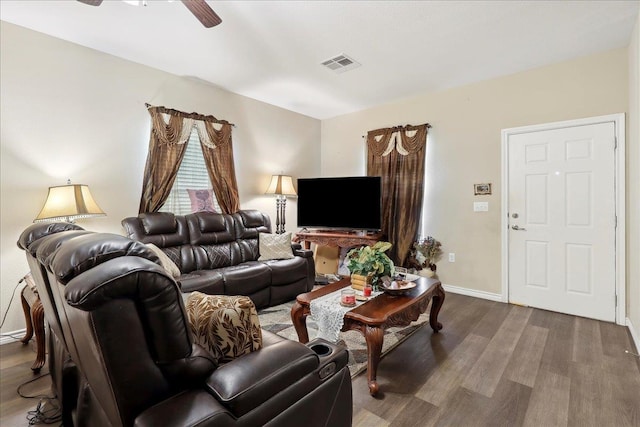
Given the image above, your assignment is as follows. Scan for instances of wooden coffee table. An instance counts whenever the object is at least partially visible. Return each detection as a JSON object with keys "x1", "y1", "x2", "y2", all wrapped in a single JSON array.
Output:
[{"x1": 291, "y1": 276, "x2": 445, "y2": 396}]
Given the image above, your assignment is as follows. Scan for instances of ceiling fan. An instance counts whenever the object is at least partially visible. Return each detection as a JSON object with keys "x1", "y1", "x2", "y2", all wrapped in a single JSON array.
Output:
[{"x1": 77, "y1": 0, "x2": 222, "y2": 28}]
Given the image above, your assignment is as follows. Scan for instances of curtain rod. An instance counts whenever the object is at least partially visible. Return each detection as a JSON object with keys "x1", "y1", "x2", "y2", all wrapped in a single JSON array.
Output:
[
  {"x1": 361, "y1": 122, "x2": 431, "y2": 138},
  {"x1": 145, "y1": 103, "x2": 236, "y2": 127}
]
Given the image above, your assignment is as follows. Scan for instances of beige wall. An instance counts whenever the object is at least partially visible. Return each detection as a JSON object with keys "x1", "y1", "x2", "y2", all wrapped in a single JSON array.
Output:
[
  {"x1": 0, "y1": 22, "x2": 320, "y2": 334},
  {"x1": 321, "y1": 49, "x2": 629, "y2": 300},
  {"x1": 628, "y1": 12, "x2": 640, "y2": 350}
]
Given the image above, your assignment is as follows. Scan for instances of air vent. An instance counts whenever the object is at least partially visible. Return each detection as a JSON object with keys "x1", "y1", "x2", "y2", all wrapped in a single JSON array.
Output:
[{"x1": 321, "y1": 54, "x2": 361, "y2": 74}]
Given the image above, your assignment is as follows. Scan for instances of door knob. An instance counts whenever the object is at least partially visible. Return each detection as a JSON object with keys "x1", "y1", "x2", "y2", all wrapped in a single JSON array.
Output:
[{"x1": 511, "y1": 225, "x2": 526, "y2": 231}]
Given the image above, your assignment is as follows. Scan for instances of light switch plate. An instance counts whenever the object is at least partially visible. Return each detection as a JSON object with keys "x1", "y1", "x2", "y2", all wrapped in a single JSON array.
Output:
[{"x1": 474, "y1": 202, "x2": 489, "y2": 212}]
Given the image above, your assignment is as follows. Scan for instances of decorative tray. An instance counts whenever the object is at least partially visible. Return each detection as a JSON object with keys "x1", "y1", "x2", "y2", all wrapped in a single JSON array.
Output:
[{"x1": 379, "y1": 280, "x2": 416, "y2": 296}]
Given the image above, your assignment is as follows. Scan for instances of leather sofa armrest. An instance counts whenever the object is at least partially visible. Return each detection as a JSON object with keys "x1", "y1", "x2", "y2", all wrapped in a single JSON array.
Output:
[
  {"x1": 135, "y1": 390, "x2": 235, "y2": 427},
  {"x1": 306, "y1": 338, "x2": 349, "y2": 379},
  {"x1": 205, "y1": 340, "x2": 317, "y2": 417},
  {"x1": 293, "y1": 247, "x2": 314, "y2": 258}
]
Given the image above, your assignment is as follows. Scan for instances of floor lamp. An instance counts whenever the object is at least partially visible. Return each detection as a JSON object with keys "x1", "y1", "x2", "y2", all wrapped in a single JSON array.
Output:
[{"x1": 265, "y1": 174, "x2": 297, "y2": 234}]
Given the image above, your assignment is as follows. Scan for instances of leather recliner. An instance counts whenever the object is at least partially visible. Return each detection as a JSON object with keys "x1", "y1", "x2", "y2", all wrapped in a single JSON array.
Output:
[{"x1": 18, "y1": 223, "x2": 352, "y2": 427}]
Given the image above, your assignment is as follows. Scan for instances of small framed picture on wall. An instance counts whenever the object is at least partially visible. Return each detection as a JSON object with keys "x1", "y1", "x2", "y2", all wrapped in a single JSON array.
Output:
[{"x1": 474, "y1": 183, "x2": 492, "y2": 195}]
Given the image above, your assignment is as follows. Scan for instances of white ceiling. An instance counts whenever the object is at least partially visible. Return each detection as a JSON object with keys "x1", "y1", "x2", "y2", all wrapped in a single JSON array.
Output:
[{"x1": 1, "y1": 1, "x2": 638, "y2": 119}]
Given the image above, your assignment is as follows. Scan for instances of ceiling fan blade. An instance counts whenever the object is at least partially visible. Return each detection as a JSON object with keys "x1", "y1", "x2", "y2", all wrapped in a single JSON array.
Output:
[
  {"x1": 181, "y1": 0, "x2": 222, "y2": 28},
  {"x1": 77, "y1": 0, "x2": 103, "y2": 5}
]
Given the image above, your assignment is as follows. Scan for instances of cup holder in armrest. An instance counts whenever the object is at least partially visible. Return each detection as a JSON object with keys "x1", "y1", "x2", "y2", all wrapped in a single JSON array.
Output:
[
  {"x1": 309, "y1": 343, "x2": 333, "y2": 357},
  {"x1": 306, "y1": 338, "x2": 349, "y2": 381}
]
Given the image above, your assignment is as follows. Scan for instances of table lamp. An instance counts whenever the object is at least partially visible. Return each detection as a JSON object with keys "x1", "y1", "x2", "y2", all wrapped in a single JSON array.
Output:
[
  {"x1": 265, "y1": 174, "x2": 296, "y2": 234},
  {"x1": 34, "y1": 180, "x2": 106, "y2": 223}
]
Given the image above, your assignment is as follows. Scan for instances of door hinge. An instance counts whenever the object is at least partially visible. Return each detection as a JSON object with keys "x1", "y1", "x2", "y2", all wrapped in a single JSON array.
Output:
[
  {"x1": 615, "y1": 215, "x2": 618, "y2": 228},
  {"x1": 614, "y1": 136, "x2": 618, "y2": 149}
]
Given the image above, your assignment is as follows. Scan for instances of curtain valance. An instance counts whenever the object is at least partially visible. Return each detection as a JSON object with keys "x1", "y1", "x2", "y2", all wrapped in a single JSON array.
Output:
[
  {"x1": 366, "y1": 123, "x2": 431, "y2": 157},
  {"x1": 146, "y1": 104, "x2": 233, "y2": 149}
]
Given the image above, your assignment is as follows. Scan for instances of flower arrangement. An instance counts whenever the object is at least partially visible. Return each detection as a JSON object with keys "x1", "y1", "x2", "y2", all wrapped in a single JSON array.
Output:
[
  {"x1": 411, "y1": 236, "x2": 443, "y2": 270},
  {"x1": 346, "y1": 241, "x2": 395, "y2": 284}
]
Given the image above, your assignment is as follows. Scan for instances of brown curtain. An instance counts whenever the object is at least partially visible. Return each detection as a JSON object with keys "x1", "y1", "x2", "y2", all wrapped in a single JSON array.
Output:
[
  {"x1": 139, "y1": 110, "x2": 192, "y2": 213},
  {"x1": 367, "y1": 123, "x2": 430, "y2": 266},
  {"x1": 196, "y1": 121, "x2": 240, "y2": 214},
  {"x1": 139, "y1": 105, "x2": 240, "y2": 214}
]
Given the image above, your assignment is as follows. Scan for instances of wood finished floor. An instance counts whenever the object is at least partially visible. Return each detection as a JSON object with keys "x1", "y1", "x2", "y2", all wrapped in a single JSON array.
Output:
[{"x1": 1, "y1": 293, "x2": 639, "y2": 426}]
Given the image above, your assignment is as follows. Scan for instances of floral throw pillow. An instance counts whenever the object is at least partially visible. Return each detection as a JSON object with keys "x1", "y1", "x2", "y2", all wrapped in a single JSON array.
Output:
[
  {"x1": 185, "y1": 292, "x2": 262, "y2": 364},
  {"x1": 187, "y1": 189, "x2": 217, "y2": 213}
]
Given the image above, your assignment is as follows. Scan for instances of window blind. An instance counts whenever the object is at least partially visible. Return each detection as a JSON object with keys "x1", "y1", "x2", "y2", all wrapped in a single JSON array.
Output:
[{"x1": 160, "y1": 127, "x2": 221, "y2": 215}]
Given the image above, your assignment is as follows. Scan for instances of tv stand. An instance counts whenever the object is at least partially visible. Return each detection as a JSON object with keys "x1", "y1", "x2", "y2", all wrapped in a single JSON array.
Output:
[{"x1": 293, "y1": 230, "x2": 384, "y2": 250}]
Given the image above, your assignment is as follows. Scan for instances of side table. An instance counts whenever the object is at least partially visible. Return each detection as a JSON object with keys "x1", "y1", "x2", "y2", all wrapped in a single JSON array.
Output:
[
  {"x1": 20, "y1": 273, "x2": 46, "y2": 373},
  {"x1": 293, "y1": 230, "x2": 384, "y2": 250}
]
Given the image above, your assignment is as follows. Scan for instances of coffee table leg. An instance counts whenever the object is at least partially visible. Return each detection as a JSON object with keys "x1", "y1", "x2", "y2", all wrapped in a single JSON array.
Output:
[
  {"x1": 364, "y1": 325, "x2": 384, "y2": 396},
  {"x1": 290, "y1": 301, "x2": 310, "y2": 344},
  {"x1": 429, "y1": 284, "x2": 445, "y2": 332}
]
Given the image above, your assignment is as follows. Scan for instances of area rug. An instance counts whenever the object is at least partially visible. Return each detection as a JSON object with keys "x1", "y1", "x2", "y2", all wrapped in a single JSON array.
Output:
[{"x1": 257, "y1": 299, "x2": 430, "y2": 378}]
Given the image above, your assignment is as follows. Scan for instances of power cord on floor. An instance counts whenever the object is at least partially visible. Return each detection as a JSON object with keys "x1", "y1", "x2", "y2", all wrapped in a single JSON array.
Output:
[
  {"x1": 0, "y1": 276, "x2": 26, "y2": 340},
  {"x1": 17, "y1": 371, "x2": 62, "y2": 425},
  {"x1": 26, "y1": 399, "x2": 61, "y2": 426}
]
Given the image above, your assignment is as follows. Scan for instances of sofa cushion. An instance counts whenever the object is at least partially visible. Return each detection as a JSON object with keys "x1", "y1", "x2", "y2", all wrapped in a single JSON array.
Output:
[
  {"x1": 178, "y1": 270, "x2": 225, "y2": 295},
  {"x1": 146, "y1": 243, "x2": 181, "y2": 278},
  {"x1": 140, "y1": 212, "x2": 178, "y2": 235},
  {"x1": 185, "y1": 292, "x2": 262, "y2": 364},
  {"x1": 193, "y1": 243, "x2": 240, "y2": 270},
  {"x1": 237, "y1": 210, "x2": 266, "y2": 228},
  {"x1": 233, "y1": 210, "x2": 270, "y2": 240},
  {"x1": 261, "y1": 257, "x2": 308, "y2": 285},
  {"x1": 218, "y1": 262, "x2": 271, "y2": 296},
  {"x1": 258, "y1": 233, "x2": 294, "y2": 261},
  {"x1": 186, "y1": 212, "x2": 235, "y2": 246}
]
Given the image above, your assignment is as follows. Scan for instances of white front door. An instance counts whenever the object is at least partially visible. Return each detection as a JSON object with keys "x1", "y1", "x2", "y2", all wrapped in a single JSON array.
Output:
[{"x1": 507, "y1": 121, "x2": 617, "y2": 322}]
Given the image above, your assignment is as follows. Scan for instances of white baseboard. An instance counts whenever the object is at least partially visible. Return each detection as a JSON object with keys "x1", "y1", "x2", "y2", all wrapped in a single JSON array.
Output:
[
  {"x1": 627, "y1": 317, "x2": 640, "y2": 353},
  {"x1": 0, "y1": 328, "x2": 26, "y2": 345},
  {"x1": 442, "y1": 283, "x2": 504, "y2": 302}
]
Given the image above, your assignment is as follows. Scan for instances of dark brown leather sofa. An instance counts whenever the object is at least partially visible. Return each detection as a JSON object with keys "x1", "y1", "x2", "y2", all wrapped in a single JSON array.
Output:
[
  {"x1": 18, "y1": 223, "x2": 352, "y2": 427},
  {"x1": 121, "y1": 210, "x2": 315, "y2": 308}
]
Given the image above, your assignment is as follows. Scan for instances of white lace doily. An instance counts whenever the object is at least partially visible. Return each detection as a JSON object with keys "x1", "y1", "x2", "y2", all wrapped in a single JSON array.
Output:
[{"x1": 309, "y1": 288, "x2": 381, "y2": 342}]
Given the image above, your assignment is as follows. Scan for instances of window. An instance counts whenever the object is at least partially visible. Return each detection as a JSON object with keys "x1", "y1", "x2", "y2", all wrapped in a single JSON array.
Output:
[{"x1": 159, "y1": 127, "x2": 220, "y2": 214}]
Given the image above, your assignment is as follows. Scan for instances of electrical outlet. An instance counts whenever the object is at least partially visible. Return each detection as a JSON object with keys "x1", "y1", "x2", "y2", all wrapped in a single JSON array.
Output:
[{"x1": 448, "y1": 253, "x2": 455, "y2": 262}]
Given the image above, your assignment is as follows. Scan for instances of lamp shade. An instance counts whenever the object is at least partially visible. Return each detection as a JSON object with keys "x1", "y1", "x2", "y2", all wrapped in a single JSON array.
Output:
[
  {"x1": 265, "y1": 175, "x2": 297, "y2": 196},
  {"x1": 35, "y1": 184, "x2": 106, "y2": 223}
]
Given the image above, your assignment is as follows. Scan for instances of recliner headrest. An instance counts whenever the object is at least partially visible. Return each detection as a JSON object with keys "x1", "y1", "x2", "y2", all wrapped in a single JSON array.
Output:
[
  {"x1": 48, "y1": 233, "x2": 159, "y2": 283},
  {"x1": 238, "y1": 210, "x2": 266, "y2": 228},
  {"x1": 192, "y1": 212, "x2": 227, "y2": 233},
  {"x1": 17, "y1": 222, "x2": 85, "y2": 252},
  {"x1": 34, "y1": 230, "x2": 94, "y2": 264},
  {"x1": 140, "y1": 212, "x2": 177, "y2": 235},
  {"x1": 186, "y1": 212, "x2": 234, "y2": 245}
]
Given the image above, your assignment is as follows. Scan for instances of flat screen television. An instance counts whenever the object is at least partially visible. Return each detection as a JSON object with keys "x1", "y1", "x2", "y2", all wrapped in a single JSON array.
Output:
[{"x1": 297, "y1": 176, "x2": 382, "y2": 231}]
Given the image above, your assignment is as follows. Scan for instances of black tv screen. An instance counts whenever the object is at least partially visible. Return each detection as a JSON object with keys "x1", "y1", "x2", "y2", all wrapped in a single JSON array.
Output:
[{"x1": 297, "y1": 176, "x2": 382, "y2": 231}]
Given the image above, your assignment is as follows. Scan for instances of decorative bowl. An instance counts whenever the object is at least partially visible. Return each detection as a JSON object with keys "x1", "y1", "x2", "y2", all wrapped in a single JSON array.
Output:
[{"x1": 379, "y1": 280, "x2": 416, "y2": 296}]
